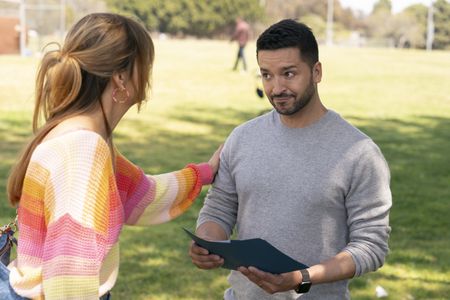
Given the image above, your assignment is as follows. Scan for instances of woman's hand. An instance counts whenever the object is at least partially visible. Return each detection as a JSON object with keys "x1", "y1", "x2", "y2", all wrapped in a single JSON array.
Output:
[{"x1": 208, "y1": 144, "x2": 223, "y2": 176}]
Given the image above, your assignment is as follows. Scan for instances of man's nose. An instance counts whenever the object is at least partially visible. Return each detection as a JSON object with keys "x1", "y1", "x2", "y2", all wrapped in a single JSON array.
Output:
[{"x1": 271, "y1": 77, "x2": 286, "y2": 95}]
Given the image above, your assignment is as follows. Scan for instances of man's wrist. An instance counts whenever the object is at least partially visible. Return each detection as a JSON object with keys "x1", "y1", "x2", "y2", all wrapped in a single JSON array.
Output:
[
  {"x1": 294, "y1": 269, "x2": 312, "y2": 294},
  {"x1": 291, "y1": 270, "x2": 302, "y2": 290}
]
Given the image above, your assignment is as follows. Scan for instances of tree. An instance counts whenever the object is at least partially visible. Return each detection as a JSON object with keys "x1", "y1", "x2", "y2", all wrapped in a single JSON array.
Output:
[
  {"x1": 106, "y1": 0, "x2": 265, "y2": 37},
  {"x1": 372, "y1": 0, "x2": 392, "y2": 14},
  {"x1": 262, "y1": 0, "x2": 361, "y2": 42},
  {"x1": 391, "y1": 5, "x2": 427, "y2": 48},
  {"x1": 364, "y1": 0, "x2": 394, "y2": 46},
  {"x1": 433, "y1": 0, "x2": 450, "y2": 49}
]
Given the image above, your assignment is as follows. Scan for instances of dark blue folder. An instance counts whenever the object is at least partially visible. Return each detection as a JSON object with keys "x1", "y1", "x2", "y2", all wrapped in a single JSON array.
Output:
[{"x1": 184, "y1": 228, "x2": 308, "y2": 274}]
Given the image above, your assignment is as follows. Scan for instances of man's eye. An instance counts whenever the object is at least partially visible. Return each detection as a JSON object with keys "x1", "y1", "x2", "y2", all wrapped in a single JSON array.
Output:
[
  {"x1": 285, "y1": 72, "x2": 295, "y2": 78},
  {"x1": 261, "y1": 73, "x2": 271, "y2": 80}
]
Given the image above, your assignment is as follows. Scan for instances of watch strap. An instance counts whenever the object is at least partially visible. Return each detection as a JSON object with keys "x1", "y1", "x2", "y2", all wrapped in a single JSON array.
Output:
[{"x1": 294, "y1": 269, "x2": 312, "y2": 294}]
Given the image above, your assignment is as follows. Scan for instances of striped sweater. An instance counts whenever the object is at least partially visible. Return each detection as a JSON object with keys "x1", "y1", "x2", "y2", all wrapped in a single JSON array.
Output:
[{"x1": 8, "y1": 130, "x2": 213, "y2": 299}]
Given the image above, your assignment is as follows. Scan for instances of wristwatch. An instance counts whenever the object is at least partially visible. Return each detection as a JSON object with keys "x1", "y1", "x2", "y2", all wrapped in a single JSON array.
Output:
[{"x1": 294, "y1": 269, "x2": 312, "y2": 294}]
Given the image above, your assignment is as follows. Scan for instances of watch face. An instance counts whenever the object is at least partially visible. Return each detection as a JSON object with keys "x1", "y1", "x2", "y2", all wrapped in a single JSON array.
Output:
[{"x1": 295, "y1": 282, "x2": 312, "y2": 293}]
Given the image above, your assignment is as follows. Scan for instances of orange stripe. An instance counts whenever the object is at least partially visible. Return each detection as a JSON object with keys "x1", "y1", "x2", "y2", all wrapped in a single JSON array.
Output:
[{"x1": 169, "y1": 168, "x2": 197, "y2": 218}]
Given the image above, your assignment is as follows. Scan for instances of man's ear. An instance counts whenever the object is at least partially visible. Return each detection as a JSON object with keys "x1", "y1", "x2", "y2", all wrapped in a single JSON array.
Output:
[{"x1": 313, "y1": 62, "x2": 322, "y2": 83}]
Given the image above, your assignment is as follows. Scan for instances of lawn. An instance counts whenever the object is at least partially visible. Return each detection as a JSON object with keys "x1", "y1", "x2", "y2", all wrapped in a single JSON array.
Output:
[{"x1": 1, "y1": 39, "x2": 449, "y2": 299}]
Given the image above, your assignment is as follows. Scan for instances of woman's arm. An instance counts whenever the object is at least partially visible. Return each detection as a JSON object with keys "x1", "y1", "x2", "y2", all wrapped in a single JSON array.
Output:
[{"x1": 120, "y1": 145, "x2": 221, "y2": 226}]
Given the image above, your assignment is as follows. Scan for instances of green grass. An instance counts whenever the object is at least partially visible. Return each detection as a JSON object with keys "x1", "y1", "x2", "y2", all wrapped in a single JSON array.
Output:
[{"x1": 1, "y1": 40, "x2": 449, "y2": 299}]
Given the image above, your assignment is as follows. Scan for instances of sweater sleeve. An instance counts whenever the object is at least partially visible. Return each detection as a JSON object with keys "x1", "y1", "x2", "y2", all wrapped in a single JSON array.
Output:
[
  {"x1": 343, "y1": 140, "x2": 392, "y2": 276},
  {"x1": 116, "y1": 153, "x2": 214, "y2": 226}
]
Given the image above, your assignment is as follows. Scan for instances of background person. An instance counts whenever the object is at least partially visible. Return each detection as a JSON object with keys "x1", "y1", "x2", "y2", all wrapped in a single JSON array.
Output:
[
  {"x1": 2, "y1": 13, "x2": 220, "y2": 300},
  {"x1": 189, "y1": 19, "x2": 391, "y2": 299},
  {"x1": 231, "y1": 17, "x2": 250, "y2": 72}
]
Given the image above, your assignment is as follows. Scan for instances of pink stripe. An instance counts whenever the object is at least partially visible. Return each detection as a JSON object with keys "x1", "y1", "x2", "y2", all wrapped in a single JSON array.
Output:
[
  {"x1": 43, "y1": 214, "x2": 110, "y2": 261},
  {"x1": 126, "y1": 182, "x2": 157, "y2": 225},
  {"x1": 122, "y1": 171, "x2": 155, "y2": 223},
  {"x1": 17, "y1": 223, "x2": 45, "y2": 258},
  {"x1": 194, "y1": 163, "x2": 214, "y2": 185},
  {"x1": 106, "y1": 223, "x2": 123, "y2": 244},
  {"x1": 107, "y1": 185, "x2": 124, "y2": 245},
  {"x1": 43, "y1": 256, "x2": 100, "y2": 277}
]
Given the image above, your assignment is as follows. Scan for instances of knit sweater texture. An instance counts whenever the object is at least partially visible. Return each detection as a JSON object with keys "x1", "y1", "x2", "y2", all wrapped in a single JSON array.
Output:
[
  {"x1": 198, "y1": 110, "x2": 392, "y2": 300},
  {"x1": 8, "y1": 130, "x2": 213, "y2": 299}
]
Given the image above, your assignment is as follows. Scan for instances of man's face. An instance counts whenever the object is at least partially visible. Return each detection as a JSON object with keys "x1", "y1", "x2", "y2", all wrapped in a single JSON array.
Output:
[{"x1": 257, "y1": 47, "x2": 321, "y2": 116}]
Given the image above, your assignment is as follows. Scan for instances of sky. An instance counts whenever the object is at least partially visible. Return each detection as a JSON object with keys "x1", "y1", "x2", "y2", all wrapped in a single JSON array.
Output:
[{"x1": 339, "y1": 0, "x2": 432, "y2": 15}]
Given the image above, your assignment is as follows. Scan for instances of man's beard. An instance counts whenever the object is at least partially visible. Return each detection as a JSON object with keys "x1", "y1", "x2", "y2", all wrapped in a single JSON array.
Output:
[{"x1": 269, "y1": 79, "x2": 315, "y2": 116}]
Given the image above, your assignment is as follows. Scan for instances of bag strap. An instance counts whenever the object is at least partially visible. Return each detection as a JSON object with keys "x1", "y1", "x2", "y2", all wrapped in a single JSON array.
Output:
[
  {"x1": 0, "y1": 211, "x2": 18, "y2": 240},
  {"x1": 0, "y1": 211, "x2": 17, "y2": 266},
  {"x1": 0, "y1": 231, "x2": 16, "y2": 256},
  {"x1": 0, "y1": 211, "x2": 18, "y2": 234}
]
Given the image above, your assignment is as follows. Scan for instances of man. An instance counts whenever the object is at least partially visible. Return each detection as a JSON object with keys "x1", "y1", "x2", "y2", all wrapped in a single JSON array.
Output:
[
  {"x1": 231, "y1": 17, "x2": 250, "y2": 72},
  {"x1": 189, "y1": 19, "x2": 392, "y2": 299}
]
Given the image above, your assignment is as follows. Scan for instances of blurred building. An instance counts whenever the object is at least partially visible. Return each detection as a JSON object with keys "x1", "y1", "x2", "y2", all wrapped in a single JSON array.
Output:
[
  {"x1": 0, "y1": 0, "x2": 107, "y2": 55},
  {"x1": 0, "y1": 16, "x2": 21, "y2": 54}
]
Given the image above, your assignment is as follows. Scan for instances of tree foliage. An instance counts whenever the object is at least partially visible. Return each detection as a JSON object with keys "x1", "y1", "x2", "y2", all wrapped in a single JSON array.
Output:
[
  {"x1": 364, "y1": 0, "x2": 450, "y2": 49},
  {"x1": 103, "y1": 0, "x2": 450, "y2": 49},
  {"x1": 433, "y1": 0, "x2": 450, "y2": 49},
  {"x1": 392, "y1": 4, "x2": 428, "y2": 48},
  {"x1": 365, "y1": 2, "x2": 394, "y2": 45},
  {"x1": 105, "y1": 0, "x2": 265, "y2": 37},
  {"x1": 372, "y1": 0, "x2": 392, "y2": 14},
  {"x1": 262, "y1": 0, "x2": 363, "y2": 42}
]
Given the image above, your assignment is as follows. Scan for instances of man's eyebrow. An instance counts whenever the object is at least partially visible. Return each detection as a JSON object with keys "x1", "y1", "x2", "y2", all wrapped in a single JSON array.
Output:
[
  {"x1": 260, "y1": 65, "x2": 298, "y2": 71},
  {"x1": 259, "y1": 65, "x2": 298, "y2": 72},
  {"x1": 281, "y1": 65, "x2": 298, "y2": 70}
]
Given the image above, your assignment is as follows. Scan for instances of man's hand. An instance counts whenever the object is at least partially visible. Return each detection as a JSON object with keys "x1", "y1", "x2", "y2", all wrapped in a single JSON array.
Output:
[
  {"x1": 188, "y1": 241, "x2": 224, "y2": 269},
  {"x1": 238, "y1": 266, "x2": 301, "y2": 294},
  {"x1": 189, "y1": 221, "x2": 228, "y2": 269}
]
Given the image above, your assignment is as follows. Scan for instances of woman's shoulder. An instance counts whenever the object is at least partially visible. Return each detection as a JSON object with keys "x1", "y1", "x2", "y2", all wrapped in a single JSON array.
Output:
[{"x1": 32, "y1": 129, "x2": 111, "y2": 167}]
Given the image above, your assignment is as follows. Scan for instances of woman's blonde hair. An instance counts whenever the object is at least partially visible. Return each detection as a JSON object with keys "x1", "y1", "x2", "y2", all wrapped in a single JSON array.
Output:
[{"x1": 7, "y1": 13, "x2": 154, "y2": 205}]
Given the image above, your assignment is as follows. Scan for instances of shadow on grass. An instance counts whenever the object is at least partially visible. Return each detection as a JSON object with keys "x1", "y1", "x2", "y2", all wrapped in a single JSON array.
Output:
[
  {"x1": 1, "y1": 109, "x2": 449, "y2": 299},
  {"x1": 347, "y1": 115, "x2": 450, "y2": 299},
  {"x1": 350, "y1": 116, "x2": 450, "y2": 241}
]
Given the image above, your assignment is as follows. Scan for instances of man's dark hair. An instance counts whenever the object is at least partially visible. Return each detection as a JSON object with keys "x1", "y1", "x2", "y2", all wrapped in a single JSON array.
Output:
[{"x1": 256, "y1": 19, "x2": 319, "y2": 68}]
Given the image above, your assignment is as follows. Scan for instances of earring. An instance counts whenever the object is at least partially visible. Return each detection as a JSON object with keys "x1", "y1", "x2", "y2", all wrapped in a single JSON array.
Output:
[{"x1": 112, "y1": 87, "x2": 129, "y2": 104}]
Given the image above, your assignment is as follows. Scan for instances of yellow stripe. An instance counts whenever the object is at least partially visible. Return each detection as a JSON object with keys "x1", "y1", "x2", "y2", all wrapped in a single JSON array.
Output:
[
  {"x1": 44, "y1": 182, "x2": 55, "y2": 224},
  {"x1": 43, "y1": 276, "x2": 98, "y2": 298},
  {"x1": 9, "y1": 266, "x2": 42, "y2": 290},
  {"x1": 153, "y1": 175, "x2": 170, "y2": 205},
  {"x1": 22, "y1": 162, "x2": 48, "y2": 199},
  {"x1": 78, "y1": 139, "x2": 111, "y2": 235}
]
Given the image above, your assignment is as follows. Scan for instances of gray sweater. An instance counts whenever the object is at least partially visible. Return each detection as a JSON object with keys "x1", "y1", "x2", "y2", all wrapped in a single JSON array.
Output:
[{"x1": 197, "y1": 110, "x2": 392, "y2": 299}]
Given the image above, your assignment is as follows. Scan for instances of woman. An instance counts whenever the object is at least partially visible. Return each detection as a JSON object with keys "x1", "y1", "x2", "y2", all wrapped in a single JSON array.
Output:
[{"x1": 2, "y1": 13, "x2": 220, "y2": 299}]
